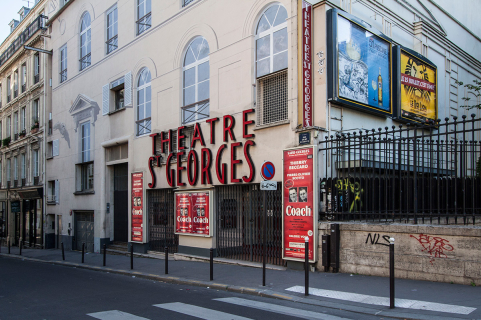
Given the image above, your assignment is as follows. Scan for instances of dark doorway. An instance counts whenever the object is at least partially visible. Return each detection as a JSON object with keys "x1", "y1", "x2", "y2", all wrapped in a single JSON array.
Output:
[
  {"x1": 114, "y1": 163, "x2": 128, "y2": 242},
  {"x1": 75, "y1": 211, "x2": 94, "y2": 252},
  {"x1": 22, "y1": 200, "x2": 37, "y2": 247}
]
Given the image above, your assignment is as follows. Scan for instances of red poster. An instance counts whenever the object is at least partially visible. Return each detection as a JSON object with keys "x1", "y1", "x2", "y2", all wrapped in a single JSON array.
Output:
[
  {"x1": 191, "y1": 192, "x2": 210, "y2": 235},
  {"x1": 176, "y1": 193, "x2": 192, "y2": 233},
  {"x1": 131, "y1": 172, "x2": 144, "y2": 242},
  {"x1": 302, "y1": 0, "x2": 312, "y2": 128},
  {"x1": 283, "y1": 147, "x2": 315, "y2": 261}
]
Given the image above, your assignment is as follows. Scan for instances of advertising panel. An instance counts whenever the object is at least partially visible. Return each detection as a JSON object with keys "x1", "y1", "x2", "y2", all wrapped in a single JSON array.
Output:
[
  {"x1": 327, "y1": 9, "x2": 392, "y2": 116},
  {"x1": 131, "y1": 172, "x2": 143, "y2": 242},
  {"x1": 282, "y1": 146, "x2": 317, "y2": 262},
  {"x1": 399, "y1": 49, "x2": 437, "y2": 123},
  {"x1": 175, "y1": 190, "x2": 212, "y2": 236}
]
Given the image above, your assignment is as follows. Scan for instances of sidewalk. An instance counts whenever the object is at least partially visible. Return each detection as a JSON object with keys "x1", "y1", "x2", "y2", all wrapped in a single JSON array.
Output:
[{"x1": 1, "y1": 245, "x2": 480, "y2": 320}]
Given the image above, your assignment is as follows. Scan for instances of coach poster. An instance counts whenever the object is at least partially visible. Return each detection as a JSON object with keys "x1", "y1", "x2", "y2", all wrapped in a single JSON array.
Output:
[
  {"x1": 175, "y1": 190, "x2": 212, "y2": 237},
  {"x1": 282, "y1": 146, "x2": 318, "y2": 262},
  {"x1": 131, "y1": 172, "x2": 144, "y2": 242}
]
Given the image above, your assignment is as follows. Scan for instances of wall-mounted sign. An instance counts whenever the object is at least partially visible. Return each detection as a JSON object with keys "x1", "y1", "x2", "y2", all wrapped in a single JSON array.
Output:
[
  {"x1": 393, "y1": 46, "x2": 437, "y2": 124},
  {"x1": 327, "y1": 9, "x2": 392, "y2": 117},
  {"x1": 282, "y1": 146, "x2": 318, "y2": 263},
  {"x1": 298, "y1": 0, "x2": 313, "y2": 128},
  {"x1": 260, "y1": 161, "x2": 275, "y2": 181},
  {"x1": 175, "y1": 191, "x2": 212, "y2": 236},
  {"x1": 131, "y1": 172, "x2": 143, "y2": 242},
  {"x1": 11, "y1": 201, "x2": 20, "y2": 213},
  {"x1": 299, "y1": 132, "x2": 311, "y2": 145},
  {"x1": 260, "y1": 181, "x2": 278, "y2": 191}
]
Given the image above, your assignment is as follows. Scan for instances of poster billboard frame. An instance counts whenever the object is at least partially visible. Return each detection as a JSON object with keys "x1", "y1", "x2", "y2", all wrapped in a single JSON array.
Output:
[
  {"x1": 327, "y1": 8, "x2": 393, "y2": 117},
  {"x1": 392, "y1": 45, "x2": 438, "y2": 125},
  {"x1": 282, "y1": 145, "x2": 318, "y2": 263},
  {"x1": 131, "y1": 172, "x2": 144, "y2": 243},
  {"x1": 174, "y1": 189, "x2": 213, "y2": 237}
]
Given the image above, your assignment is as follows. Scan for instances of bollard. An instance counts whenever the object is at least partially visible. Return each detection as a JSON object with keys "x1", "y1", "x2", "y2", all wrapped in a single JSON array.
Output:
[
  {"x1": 130, "y1": 244, "x2": 134, "y2": 270},
  {"x1": 389, "y1": 237, "x2": 395, "y2": 309},
  {"x1": 164, "y1": 246, "x2": 168, "y2": 274},
  {"x1": 19, "y1": 240, "x2": 23, "y2": 256},
  {"x1": 210, "y1": 248, "x2": 213, "y2": 281},
  {"x1": 82, "y1": 243, "x2": 85, "y2": 263},
  {"x1": 61, "y1": 242, "x2": 65, "y2": 260},
  {"x1": 305, "y1": 237, "x2": 309, "y2": 296},
  {"x1": 103, "y1": 244, "x2": 106, "y2": 266}
]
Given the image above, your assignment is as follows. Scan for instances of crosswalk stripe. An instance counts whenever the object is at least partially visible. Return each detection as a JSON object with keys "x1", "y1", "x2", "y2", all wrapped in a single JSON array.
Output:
[
  {"x1": 87, "y1": 310, "x2": 150, "y2": 320},
  {"x1": 286, "y1": 286, "x2": 476, "y2": 315},
  {"x1": 154, "y1": 302, "x2": 252, "y2": 320},
  {"x1": 215, "y1": 297, "x2": 350, "y2": 320}
]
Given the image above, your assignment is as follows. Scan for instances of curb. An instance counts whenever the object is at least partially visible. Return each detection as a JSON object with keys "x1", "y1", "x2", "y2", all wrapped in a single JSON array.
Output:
[{"x1": 0, "y1": 253, "x2": 468, "y2": 320}]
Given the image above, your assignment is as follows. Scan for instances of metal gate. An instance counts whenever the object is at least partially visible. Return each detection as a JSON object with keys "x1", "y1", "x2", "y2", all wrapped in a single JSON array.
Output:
[
  {"x1": 216, "y1": 184, "x2": 284, "y2": 266},
  {"x1": 148, "y1": 189, "x2": 178, "y2": 253},
  {"x1": 75, "y1": 211, "x2": 94, "y2": 252}
]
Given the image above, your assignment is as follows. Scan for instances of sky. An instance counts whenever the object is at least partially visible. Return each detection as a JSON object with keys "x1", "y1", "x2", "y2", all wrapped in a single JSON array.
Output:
[{"x1": 0, "y1": 0, "x2": 33, "y2": 46}]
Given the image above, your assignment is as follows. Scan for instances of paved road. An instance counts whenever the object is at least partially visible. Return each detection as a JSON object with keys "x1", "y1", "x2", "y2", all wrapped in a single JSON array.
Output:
[{"x1": 0, "y1": 258, "x2": 397, "y2": 320}]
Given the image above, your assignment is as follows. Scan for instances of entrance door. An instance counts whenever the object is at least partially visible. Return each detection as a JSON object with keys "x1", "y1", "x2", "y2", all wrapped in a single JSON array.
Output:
[
  {"x1": 75, "y1": 211, "x2": 94, "y2": 252},
  {"x1": 113, "y1": 163, "x2": 128, "y2": 242}
]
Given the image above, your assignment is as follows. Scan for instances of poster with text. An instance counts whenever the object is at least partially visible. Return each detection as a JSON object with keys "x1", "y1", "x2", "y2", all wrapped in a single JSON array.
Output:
[
  {"x1": 337, "y1": 14, "x2": 390, "y2": 112},
  {"x1": 283, "y1": 147, "x2": 315, "y2": 261},
  {"x1": 175, "y1": 193, "x2": 192, "y2": 234},
  {"x1": 191, "y1": 192, "x2": 210, "y2": 235},
  {"x1": 131, "y1": 172, "x2": 143, "y2": 242},
  {"x1": 400, "y1": 51, "x2": 437, "y2": 122}
]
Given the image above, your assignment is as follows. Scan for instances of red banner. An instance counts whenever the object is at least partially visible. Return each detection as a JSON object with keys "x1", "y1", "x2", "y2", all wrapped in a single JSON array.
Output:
[
  {"x1": 175, "y1": 191, "x2": 211, "y2": 235},
  {"x1": 401, "y1": 73, "x2": 435, "y2": 93},
  {"x1": 283, "y1": 147, "x2": 314, "y2": 261},
  {"x1": 131, "y1": 172, "x2": 143, "y2": 242},
  {"x1": 302, "y1": 0, "x2": 312, "y2": 128},
  {"x1": 191, "y1": 192, "x2": 210, "y2": 235}
]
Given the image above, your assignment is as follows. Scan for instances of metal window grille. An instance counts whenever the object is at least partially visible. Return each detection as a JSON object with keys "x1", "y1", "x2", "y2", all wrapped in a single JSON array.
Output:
[
  {"x1": 182, "y1": 0, "x2": 196, "y2": 7},
  {"x1": 136, "y1": 12, "x2": 151, "y2": 35},
  {"x1": 106, "y1": 35, "x2": 118, "y2": 54},
  {"x1": 256, "y1": 70, "x2": 288, "y2": 126},
  {"x1": 80, "y1": 53, "x2": 91, "y2": 71},
  {"x1": 60, "y1": 69, "x2": 67, "y2": 83},
  {"x1": 34, "y1": 74, "x2": 39, "y2": 84},
  {"x1": 182, "y1": 100, "x2": 209, "y2": 125}
]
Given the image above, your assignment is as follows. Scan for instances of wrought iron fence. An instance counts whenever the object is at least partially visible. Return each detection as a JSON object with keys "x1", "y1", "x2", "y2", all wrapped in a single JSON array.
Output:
[
  {"x1": 320, "y1": 115, "x2": 481, "y2": 225},
  {"x1": 148, "y1": 189, "x2": 178, "y2": 253}
]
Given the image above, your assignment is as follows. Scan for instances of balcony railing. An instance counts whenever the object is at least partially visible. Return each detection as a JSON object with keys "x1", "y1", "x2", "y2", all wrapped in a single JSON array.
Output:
[
  {"x1": 7, "y1": 95, "x2": 10, "y2": 103},
  {"x1": 182, "y1": 0, "x2": 196, "y2": 7},
  {"x1": 80, "y1": 53, "x2": 91, "y2": 70},
  {"x1": 0, "y1": 15, "x2": 47, "y2": 68},
  {"x1": 33, "y1": 176, "x2": 39, "y2": 185},
  {"x1": 13, "y1": 89, "x2": 18, "y2": 98},
  {"x1": 21, "y1": 84, "x2": 26, "y2": 93},
  {"x1": 14, "y1": 134, "x2": 18, "y2": 141},
  {"x1": 47, "y1": 195, "x2": 57, "y2": 203},
  {"x1": 6, "y1": 181, "x2": 10, "y2": 189},
  {"x1": 21, "y1": 178, "x2": 26, "y2": 187},
  {"x1": 14, "y1": 180, "x2": 18, "y2": 188},
  {"x1": 106, "y1": 35, "x2": 118, "y2": 54},
  {"x1": 34, "y1": 73, "x2": 39, "y2": 84},
  {"x1": 60, "y1": 69, "x2": 67, "y2": 83},
  {"x1": 136, "y1": 12, "x2": 151, "y2": 35}
]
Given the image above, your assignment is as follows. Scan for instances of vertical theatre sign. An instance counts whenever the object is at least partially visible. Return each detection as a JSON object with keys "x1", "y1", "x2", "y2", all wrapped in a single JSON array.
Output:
[
  {"x1": 282, "y1": 146, "x2": 318, "y2": 262},
  {"x1": 299, "y1": 0, "x2": 312, "y2": 127},
  {"x1": 175, "y1": 190, "x2": 212, "y2": 236},
  {"x1": 131, "y1": 172, "x2": 144, "y2": 242}
]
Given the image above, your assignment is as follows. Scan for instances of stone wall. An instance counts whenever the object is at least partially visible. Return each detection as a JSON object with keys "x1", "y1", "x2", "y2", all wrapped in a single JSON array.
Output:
[{"x1": 317, "y1": 222, "x2": 481, "y2": 285}]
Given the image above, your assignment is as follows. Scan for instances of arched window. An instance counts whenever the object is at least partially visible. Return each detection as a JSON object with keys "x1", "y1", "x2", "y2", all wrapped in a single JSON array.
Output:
[
  {"x1": 136, "y1": 68, "x2": 151, "y2": 135},
  {"x1": 80, "y1": 12, "x2": 91, "y2": 70},
  {"x1": 255, "y1": 4, "x2": 288, "y2": 126},
  {"x1": 182, "y1": 37, "x2": 209, "y2": 124}
]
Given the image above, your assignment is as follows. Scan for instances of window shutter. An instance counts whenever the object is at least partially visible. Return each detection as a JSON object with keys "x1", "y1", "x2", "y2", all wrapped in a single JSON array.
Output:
[
  {"x1": 55, "y1": 179, "x2": 59, "y2": 204},
  {"x1": 124, "y1": 72, "x2": 132, "y2": 106},
  {"x1": 53, "y1": 139, "x2": 59, "y2": 157},
  {"x1": 102, "y1": 84, "x2": 109, "y2": 115}
]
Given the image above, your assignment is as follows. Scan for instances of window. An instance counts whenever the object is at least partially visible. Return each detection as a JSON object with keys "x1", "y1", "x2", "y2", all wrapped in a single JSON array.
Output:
[
  {"x1": 6, "y1": 116, "x2": 11, "y2": 138},
  {"x1": 182, "y1": 0, "x2": 197, "y2": 7},
  {"x1": 34, "y1": 53, "x2": 40, "y2": 83},
  {"x1": 48, "y1": 180, "x2": 59, "y2": 204},
  {"x1": 32, "y1": 99, "x2": 39, "y2": 125},
  {"x1": 6, "y1": 159, "x2": 11, "y2": 182},
  {"x1": 20, "y1": 107, "x2": 26, "y2": 133},
  {"x1": 7, "y1": 76, "x2": 11, "y2": 103},
  {"x1": 136, "y1": 68, "x2": 151, "y2": 135},
  {"x1": 80, "y1": 12, "x2": 91, "y2": 70},
  {"x1": 21, "y1": 64, "x2": 26, "y2": 93},
  {"x1": 13, "y1": 112, "x2": 18, "y2": 140},
  {"x1": 106, "y1": 6, "x2": 118, "y2": 54},
  {"x1": 255, "y1": 4, "x2": 288, "y2": 126},
  {"x1": 13, "y1": 70, "x2": 18, "y2": 98},
  {"x1": 13, "y1": 156, "x2": 18, "y2": 182},
  {"x1": 81, "y1": 122, "x2": 90, "y2": 162},
  {"x1": 60, "y1": 45, "x2": 67, "y2": 83},
  {"x1": 137, "y1": 0, "x2": 151, "y2": 35},
  {"x1": 182, "y1": 37, "x2": 209, "y2": 124},
  {"x1": 21, "y1": 153, "x2": 26, "y2": 181},
  {"x1": 0, "y1": 84, "x2": 2, "y2": 107},
  {"x1": 32, "y1": 149, "x2": 39, "y2": 178},
  {"x1": 80, "y1": 163, "x2": 94, "y2": 191},
  {"x1": 0, "y1": 121, "x2": 2, "y2": 140}
]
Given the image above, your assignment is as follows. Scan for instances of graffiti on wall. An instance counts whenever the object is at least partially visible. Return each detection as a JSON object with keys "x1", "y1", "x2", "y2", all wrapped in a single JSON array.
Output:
[
  {"x1": 317, "y1": 51, "x2": 325, "y2": 75},
  {"x1": 335, "y1": 178, "x2": 363, "y2": 212},
  {"x1": 410, "y1": 234, "x2": 454, "y2": 265},
  {"x1": 365, "y1": 233, "x2": 390, "y2": 247}
]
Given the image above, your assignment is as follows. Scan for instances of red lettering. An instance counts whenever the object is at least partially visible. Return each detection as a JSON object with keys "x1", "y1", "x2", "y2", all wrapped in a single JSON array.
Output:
[
  {"x1": 191, "y1": 122, "x2": 206, "y2": 148},
  {"x1": 150, "y1": 133, "x2": 158, "y2": 155},
  {"x1": 177, "y1": 152, "x2": 186, "y2": 186},
  {"x1": 230, "y1": 142, "x2": 242, "y2": 183},
  {"x1": 242, "y1": 109, "x2": 255, "y2": 139},
  {"x1": 177, "y1": 126, "x2": 186, "y2": 150},
  {"x1": 223, "y1": 115, "x2": 236, "y2": 142},
  {"x1": 160, "y1": 130, "x2": 172, "y2": 153},
  {"x1": 187, "y1": 150, "x2": 199, "y2": 186},
  {"x1": 216, "y1": 144, "x2": 227, "y2": 184},
  {"x1": 148, "y1": 156, "x2": 156, "y2": 188},
  {"x1": 243, "y1": 140, "x2": 255, "y2": 183},
  {"x1": 201, "y1": 148, "x2": 212, "y2": 185},
  {"x1": 206, "y1": 117, "x2": 219, "y2": 144},
  {"x1": 166, "y1": 153, "x2": 175, "y2": 187}
]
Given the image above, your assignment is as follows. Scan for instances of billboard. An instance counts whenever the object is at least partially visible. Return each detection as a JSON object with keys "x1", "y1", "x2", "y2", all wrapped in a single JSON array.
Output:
[
  {"x1": 175, "y1": 190, "x2": 212, "y2": 236},
  {"x1": 327, "y1": 9, "x2": 392, "y2": 117},
  {"x1": 282, "y1": 146, "x2": 318, "y2": 262},
  {"x1": 131, "y1": 172, "x2": 144, "y2": 242},
  {"x1": 393, "y1": 46, "x2": 437, "y2": 123}
]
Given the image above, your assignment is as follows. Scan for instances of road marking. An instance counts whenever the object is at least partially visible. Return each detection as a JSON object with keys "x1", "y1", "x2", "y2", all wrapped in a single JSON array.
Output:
[
  {"x1": 87, "y1": 310, "x2": 149, "y2": 320},
  {"x1": 215, "y1": 297, "x2": 350, "y2": 320},
  {"x1": 154, "y1": 302, "x2": 251, "y2": 320},
  {"x1": 286, "y1": 286, "x2": 476, "y2": 315}
]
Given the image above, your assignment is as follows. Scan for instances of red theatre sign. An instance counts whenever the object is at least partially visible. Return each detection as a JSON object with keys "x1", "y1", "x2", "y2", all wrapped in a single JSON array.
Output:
[
  {"x1": 131, "y1": 172, "x2": 144, "y2": 242},
  {"x1": 301, "y1": 0, "x2": 312, "y2": 128},
  {"x1": 282, "y1": 146, "x2": 318, "y2": 262}
]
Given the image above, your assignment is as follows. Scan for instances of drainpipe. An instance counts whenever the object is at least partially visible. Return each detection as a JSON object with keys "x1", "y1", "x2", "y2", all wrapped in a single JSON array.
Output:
[{"x1": 42, "y1": 31, "x2": 47, "y2": 248}]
